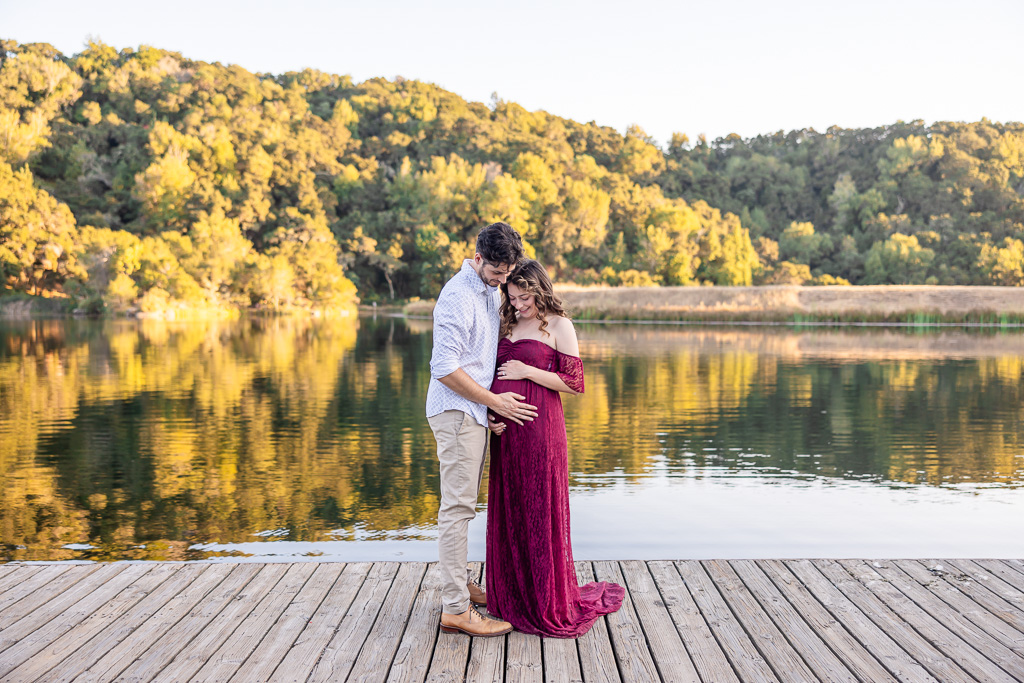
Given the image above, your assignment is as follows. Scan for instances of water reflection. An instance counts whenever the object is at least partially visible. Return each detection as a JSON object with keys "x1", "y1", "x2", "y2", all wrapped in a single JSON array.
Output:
[{"x1": 0, "y1": 318, "x2": 1022, "y2": 562}]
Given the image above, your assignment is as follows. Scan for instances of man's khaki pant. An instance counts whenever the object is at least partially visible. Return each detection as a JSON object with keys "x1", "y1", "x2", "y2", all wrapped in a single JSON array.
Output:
[{"x1": 428, "y1": 409, "x2": 488, "y2": 615}]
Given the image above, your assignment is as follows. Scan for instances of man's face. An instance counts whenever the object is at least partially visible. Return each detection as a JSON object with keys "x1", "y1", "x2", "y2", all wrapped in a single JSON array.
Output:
[{"x1": 473, "y1": 254, "x2": 513, "y2": 287}]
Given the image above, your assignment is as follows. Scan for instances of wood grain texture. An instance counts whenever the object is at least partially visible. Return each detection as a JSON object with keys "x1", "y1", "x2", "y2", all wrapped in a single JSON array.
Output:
[
  {"x1": 574, "y1": 561, "x2": 621, "y2": 683},
  {"x1": 617, "y1": 560, "x2": 700, "y2": 683},
  {"x1": 729, "y1": 559, "x2": 858, "y2": 683},
  {"x1": 347, "y1": 562, "x2": 428, "y2": 683},
  {"x1": 386, "y1": 562, "x2": 443, "y2": 683},
  {"x1": 647, "y1": 560, "x2": 738, "y2": 683},
  {"x1": 423, "y1": 562, "x2": 483, "y2": 683},
  {"x1": 111, "y1": 563, "x2": 263, "y2": 683},
  {"x1": 228, "y1": 562, "x2": 344, "y2": 683},
  {"x1": 269, "y1": 561, "x2": 371, "y2": 683},
  {"x1": 0, "y1": 558, "x2": 1020, "y2": 683},
  {"x1": 675, "y1": 560, "x2": 778, "y2": 682},
  {"x1": 80, "y1": 562, "x2": 240, "y2": 683},
  {"x1": 755, "y1": 559, "x2": 898, "y2": 683},
  {"x1": 593, "y1": 561, "x2": 660, "y2": 682},
  {"x1": 838, "y1": 559, "x2": 1017, "y2": 683}
]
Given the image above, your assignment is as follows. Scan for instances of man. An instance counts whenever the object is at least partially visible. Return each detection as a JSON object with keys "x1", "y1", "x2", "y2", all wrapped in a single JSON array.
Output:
[{"x1": 427, "y1": 222, "x2": 538, "y2": 637}]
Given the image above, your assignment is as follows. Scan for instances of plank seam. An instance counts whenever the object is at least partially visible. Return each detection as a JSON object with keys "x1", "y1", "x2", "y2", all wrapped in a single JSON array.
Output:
[
  {"x1": 225, "y1": 561, "x2": 322, "y2": 682},
  {"x1": 379, "y1": 562, "x2": 430, "y2": 681},
  {"x1": 887, "y1": 560, "x2": 1024, "y2": 662},
  {"x1": 698, "y1": 559, "x2": 786, "y2": 683},
  {"x1": 28, "y1": 563, "x2": 195, "y2": 683},
  {"x1": 304, "y1": 562, "x2": 376, "y2": 681},
  {"x1": 824, "y1": 560, "x2": 983, "y2": 683},
  {"x1": 102, "y1": 562, "x2": 241, "y2": 682},
  {"x1": 726, "y1": 559, "x2": 845, "y2": 682},
  {"x1": 845, "y1": 560, "x2": 1015, "y2": 683},
  {"x1": 765, "y1": 560, "x2": 899, "y2": 682},
  {"x1": 912, "y1": 559, "x2": 1024, "y2": 638},
  {"x1": 150, "y1": 563, "x2": 290, "y2": 682},
  {"x1": 259, "y1": 563, "x2": 347, "y2": 683},
  {"x1": 808, "y1": 559, "x2": 962, "y2": 683},
  {"x1": 672, "y1": 561, "x2": 743, "y2": 683},
  {"x1": 623, "y1": 560, "x2": 692, "y2": 683}
]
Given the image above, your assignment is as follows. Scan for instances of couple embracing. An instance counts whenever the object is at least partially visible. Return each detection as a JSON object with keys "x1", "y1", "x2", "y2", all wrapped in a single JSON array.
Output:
[{"x1": 426, "y1": 222, "x2": 624, "y2": 638}]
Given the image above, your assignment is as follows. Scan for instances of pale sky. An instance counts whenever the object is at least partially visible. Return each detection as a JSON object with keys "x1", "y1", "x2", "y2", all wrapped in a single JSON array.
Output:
[{"x1": 3, "y1": 0, "x2": 1022, "y2": 146}]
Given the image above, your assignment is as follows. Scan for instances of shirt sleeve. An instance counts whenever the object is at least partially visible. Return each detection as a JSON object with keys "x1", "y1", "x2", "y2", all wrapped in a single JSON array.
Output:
[
  {"x1": 554, "y1": 351, "x2": 585, "y2": 393},
  {"x1": 430, "y1": 289, "x2": 469, "y2": 380}
]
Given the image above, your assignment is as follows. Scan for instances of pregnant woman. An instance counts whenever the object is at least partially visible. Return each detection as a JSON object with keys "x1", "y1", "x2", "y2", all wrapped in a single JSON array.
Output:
[{"x1": 486, "y1": 259, "x2": 624, "y2": 638}]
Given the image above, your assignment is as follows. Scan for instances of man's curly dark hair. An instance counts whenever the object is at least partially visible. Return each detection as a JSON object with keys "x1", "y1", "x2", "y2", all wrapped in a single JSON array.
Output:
[{"x1": 476, "y1": 222, "x2": 524, "y2": 266}]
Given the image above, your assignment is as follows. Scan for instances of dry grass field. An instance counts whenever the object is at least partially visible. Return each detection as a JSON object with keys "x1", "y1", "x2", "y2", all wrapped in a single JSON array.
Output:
[{"x1": 405, "y1": 285, "x2": 1024, "y2": 324}]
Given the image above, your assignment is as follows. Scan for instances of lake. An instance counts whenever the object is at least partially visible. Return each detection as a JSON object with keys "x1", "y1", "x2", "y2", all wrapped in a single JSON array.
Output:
[{"x1": 1, "y1": 316, "x2": 1022, "y2": 563}]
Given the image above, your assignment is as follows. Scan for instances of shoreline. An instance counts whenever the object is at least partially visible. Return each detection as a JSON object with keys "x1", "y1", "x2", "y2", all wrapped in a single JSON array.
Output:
[
  {"x1": 6, "y1": 285, "x2": 1024, "y2": 326},
  {"x1": 403, "y1": 284, "x2": 1024, "y2": 326}
]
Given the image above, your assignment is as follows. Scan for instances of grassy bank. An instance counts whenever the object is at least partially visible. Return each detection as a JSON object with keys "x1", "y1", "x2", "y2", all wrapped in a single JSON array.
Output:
[
  {"x1": 404, "y1": 285, "x2": 1024, "y2": 325},
  {"x1": 0, "y1": 294, "x2": 355, "y2": 320}
]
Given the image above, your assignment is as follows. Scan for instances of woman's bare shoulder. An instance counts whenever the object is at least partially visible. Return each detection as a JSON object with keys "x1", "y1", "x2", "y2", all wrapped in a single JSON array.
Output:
[{"x1": 548, "y1": 316, "x2": 579, "y2": 354}]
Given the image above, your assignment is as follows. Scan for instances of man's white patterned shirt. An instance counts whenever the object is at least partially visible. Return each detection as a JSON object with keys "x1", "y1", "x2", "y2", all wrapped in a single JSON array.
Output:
[{"x1": 426, "y1": 260, "x2": 501, "y2": 427}]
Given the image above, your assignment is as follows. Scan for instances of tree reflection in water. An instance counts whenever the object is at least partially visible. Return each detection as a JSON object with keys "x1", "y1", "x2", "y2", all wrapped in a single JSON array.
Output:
[{"x1": 1, "y1": 318, "x2": 1021, "y2": 561}]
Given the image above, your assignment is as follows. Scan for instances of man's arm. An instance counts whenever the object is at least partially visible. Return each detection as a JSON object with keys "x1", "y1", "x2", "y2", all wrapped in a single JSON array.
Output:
[{"x1": 438, "y1": 369, "x2": 538, "y2": 425}]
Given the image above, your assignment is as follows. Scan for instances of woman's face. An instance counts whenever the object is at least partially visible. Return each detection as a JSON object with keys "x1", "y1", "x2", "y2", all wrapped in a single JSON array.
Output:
[{"x1": 507, "y1": 282, "x2": 538, "y2": 320}]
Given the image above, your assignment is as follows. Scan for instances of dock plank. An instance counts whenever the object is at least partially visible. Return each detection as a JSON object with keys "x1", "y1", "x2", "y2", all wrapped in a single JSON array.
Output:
[
  {"x1": 780, "y1": 560, "x2": 938, "y2": 683},
  {"x1": 0, "y1": 564, "x2": 42, "y2": 592},
  {"x1": 228, "y1": 562, "x2": 344, "y2": 682},
  {"x1": 306, "y1": 561, "x2": 401, "y2": 683},
  {"x1": 675, "y1": 560, "x2": 778, "y2": 682},
  {"x1": 839, "y1": 559, "x2": 1018, "y2": 682},
  {"x1": 0, "y1": 564, "x2": 88, "y2": 623},
  {"x1": 912, "y1": 559, "x2": 1024, "y2": 633},
  {"x1": 0, "y1": 564, "x2": 149, "y2": 678},
  {"x1": 647, "y1": 561, "x2": 738, "y2": 683},
  {"x1": 191, "y1": 562, "x2": 318, "y2": 681},
  {"x1": 729, "y1": 559, "x2": 858, "y2": 683},
  {"x1": 0, "y1": 558, "x2": 1020, "y2": 683},
  {"x1": 2, "y1": 563, "x2": 188, "y2": 683},
  {"x1": 542, "y1": 635, "x2": 581, "y2": 683},
  {"x1": 618, "y1": 560, "x2": 699, "y2": 682},
  {"x1": 0, "y1": 561, "x2": 123, "y2": 655},
  {"x1": 269, "y1": 562, "x2": 371, "y2": 683},
  {"x1": 0, "y1": 565, "x2": 47, "y2": 602},
  {"x1": 754, "y1": 559, "x2": 897, "y2": 683},
  {"x1": 862, "y1": 560, "x2": 1024, "y2": 679},
  {"x1": 703, "y1": 559, "x2": 818, "y2": 682},
  {"x1": 79, "y1": 562, "x2": 240, "y2": 682},
  {"x1": 465, "y1": 559, "x2": 507, "y2": 683},
  {"x1": 575, "y1": 562, "x2": 620, "y2": 683},
  {"x1": 810, "y1": 559, "x2": 972, "y2": 682},
  {"x1": 975, "y1": 560, "x2": 1024, "y2": 595},
  {"x1": 348, "y1": 562, "x2": 429, "y2": 683},
  {"x1": 891, "y1": 560, "x2": 1024, "y2": 656},
  {"x1": 386, "y1": 562, "x2": 443, "y2": 683},
  {"x1": 594, "y1": 560, "x2": 659, "y2": 682},
  {"x1": 506, "y1": 630, "x2": 542, "y2": 683},
  {"x1": 154, "y1": 563, "x2": 290, "y2": 683},
  {"x1": 946, "y1": 559, "x2": 1024, "y2": 612}
]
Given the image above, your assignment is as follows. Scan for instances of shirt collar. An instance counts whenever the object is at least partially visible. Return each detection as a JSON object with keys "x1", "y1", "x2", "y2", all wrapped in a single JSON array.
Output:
[{"x1": 460, "y1": 259, "x2": 490, "y2": 295}]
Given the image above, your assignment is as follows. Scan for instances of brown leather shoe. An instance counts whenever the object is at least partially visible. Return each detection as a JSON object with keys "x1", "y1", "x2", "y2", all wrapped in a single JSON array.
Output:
[
  {"x1": 467, "y1": 580, "x2": 486, "y2": 607},
  {"x1": 440, "y1": 606, "x2": 512, "y2": 637}
]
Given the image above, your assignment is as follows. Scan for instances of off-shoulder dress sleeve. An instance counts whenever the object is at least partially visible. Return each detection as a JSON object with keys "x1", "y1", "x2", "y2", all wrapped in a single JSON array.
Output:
[{"x1": 554, "y1": 350, "x2": 585, "y2": 393}]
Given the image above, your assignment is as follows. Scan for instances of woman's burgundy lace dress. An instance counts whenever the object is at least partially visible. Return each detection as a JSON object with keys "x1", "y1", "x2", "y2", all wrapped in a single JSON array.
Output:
[{"x1": 486, "y1": 338, "x2": 624, "y2": 638}]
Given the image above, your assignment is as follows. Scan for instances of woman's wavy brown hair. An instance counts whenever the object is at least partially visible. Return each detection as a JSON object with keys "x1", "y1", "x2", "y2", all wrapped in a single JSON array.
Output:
[{"x1": 499, "y1": 259, "x2": 568, "y2": 338}]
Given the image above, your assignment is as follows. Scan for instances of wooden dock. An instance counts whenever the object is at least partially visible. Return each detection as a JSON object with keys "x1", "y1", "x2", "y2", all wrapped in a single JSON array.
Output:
[{"x1": 0, "y1": 559, "x2": 1023, "y2": 682}]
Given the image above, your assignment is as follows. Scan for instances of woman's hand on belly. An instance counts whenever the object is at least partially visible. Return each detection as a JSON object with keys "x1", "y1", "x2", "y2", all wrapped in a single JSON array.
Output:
[{"x1": 497, "y1": 360, "x2": 533, "y2": 382}]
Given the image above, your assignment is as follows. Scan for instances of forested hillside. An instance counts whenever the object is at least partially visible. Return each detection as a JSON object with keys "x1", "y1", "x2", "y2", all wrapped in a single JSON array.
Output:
[{"x1": 2, "y1": 40, "x2": 1023, "y2": 314}]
